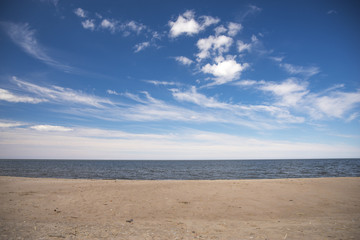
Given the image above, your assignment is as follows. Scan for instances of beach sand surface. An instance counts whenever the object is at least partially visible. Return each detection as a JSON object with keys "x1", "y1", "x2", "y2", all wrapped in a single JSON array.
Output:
[{"x1": 0, "y1": 176, "x2": 359, "y2": 239}]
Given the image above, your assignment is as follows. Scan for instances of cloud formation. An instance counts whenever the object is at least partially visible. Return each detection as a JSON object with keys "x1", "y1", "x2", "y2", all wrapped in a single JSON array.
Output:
[
  {"x1": 0, "y1": 88, "x2": 45, "y2": 104},
  {"x1": 169, "y1": 10, "x2": 219, "y2": 38},
  {"x1": 1, "y1": 22, "x2": 73, "y2": 71},
  {"x1": 175, "y1": 56, "x2": 193, "y2": 65},
  {"x1": 12, "y1": 76, "x2": 113, "y2": 108},
  {"x1": 1, "y1": 125, "x2": 358, "y2": 159},
  {"x1": 134, "y1": 41, "x2": 150, "y2": 53},
  {"x1": 196, "y1": 35, "x2": 233, "y2": 60},
  {"x1": 202, "y1": 57, "x2": 249, "y2": 85}
]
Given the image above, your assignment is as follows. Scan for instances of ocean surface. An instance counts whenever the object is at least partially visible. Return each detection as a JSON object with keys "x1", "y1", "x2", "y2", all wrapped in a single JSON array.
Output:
[{"x1": 0, "y1": 159, "x2": 359, "y2": 180}]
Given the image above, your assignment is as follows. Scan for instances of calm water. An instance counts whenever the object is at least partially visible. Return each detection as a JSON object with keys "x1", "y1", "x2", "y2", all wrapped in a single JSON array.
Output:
[{"x1": 0, "y1": 159, "x2": 359, "y2": 180}]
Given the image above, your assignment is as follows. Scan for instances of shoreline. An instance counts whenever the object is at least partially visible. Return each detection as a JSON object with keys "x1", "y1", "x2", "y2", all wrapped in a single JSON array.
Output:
[
  {"x1": 0, "y1": 175, "x2": 359, "y2": 181},
  {"x1": 1, "y1": 176, "x2": 359, "y2": 239}
]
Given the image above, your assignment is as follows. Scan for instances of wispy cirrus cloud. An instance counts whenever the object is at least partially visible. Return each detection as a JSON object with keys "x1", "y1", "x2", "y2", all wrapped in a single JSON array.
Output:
[
  {"x1": 145, "y1": 80, "x2": 183, "y2": 86},
  {"x1": 1, "y1": 22, "x2": 73, "y2": 72},
  {"x1": 0, "y1": 88, "x2": 46, "y2": 104},
  {"x1": 30, "y1": 125, "x2": 73, "y2": 132},
  {"x1": 171, "y1": 86, "x2": 304, "y2": 125},
  {"x1": 12, "y1": 76, "x2": 113, "y2": 108},
  {"x1": 2, "y1": 124, "x2": 359, "y2": 159},
  {"x1": 257, "y1": 78, "x2": 360, "y2": 120},
  {"x1": 134, "y1": 41, "x2": 150, "y2": 53},
  {"x1": 280, "y1": 63, "x2": 320, "y2": 77}
]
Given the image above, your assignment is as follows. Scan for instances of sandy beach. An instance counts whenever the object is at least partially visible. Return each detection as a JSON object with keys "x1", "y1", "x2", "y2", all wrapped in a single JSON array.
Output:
[{"x1": 0, "y1": 177, "x2": 359, "y2": 240}]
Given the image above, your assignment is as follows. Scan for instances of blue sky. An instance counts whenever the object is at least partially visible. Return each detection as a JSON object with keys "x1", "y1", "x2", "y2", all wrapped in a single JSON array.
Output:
[{"x1": 0, "y1": 0, "x2": 359, "y2": 159}]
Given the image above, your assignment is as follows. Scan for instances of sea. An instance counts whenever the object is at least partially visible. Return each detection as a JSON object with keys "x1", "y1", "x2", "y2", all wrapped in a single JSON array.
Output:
[{"x1": 0, "y1": 159, "x2": 359, "y2": 180}]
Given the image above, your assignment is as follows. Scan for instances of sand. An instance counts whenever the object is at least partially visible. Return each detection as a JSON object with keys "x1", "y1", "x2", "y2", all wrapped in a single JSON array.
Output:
[{"x1": 0, "y1": 176, "x2": 359, "y2": 240}]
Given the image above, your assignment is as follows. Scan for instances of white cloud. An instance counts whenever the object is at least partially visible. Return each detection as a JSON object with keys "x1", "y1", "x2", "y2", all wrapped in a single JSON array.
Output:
[
  {"x1": 233, "y1": 80, "x2": 261, "y2": 86},
  {"x1": 200, "y1": 15, "x2": 220, "y2": 28},
  {"x1": 171, "y1": 86, "x2": 304, "y2": 125},
  {"x1": 240, "y1": 4, "x2": 262, "y2": 21},
  {"x1": 126, "y1": 21, "x2": 146, "y2": 34},
  {"x1": 2, "y1": 126, "x2": 359, "y2": 159},
  {"x1": 30, "y1": 125, "x2": 73, "y2": 132},
  {"x1": 214, "y1": 25, "x2": 227, "y2": 35},
  {"x1": 169, "y1": 10, "x2": 200, "y2": 37},
  {"x1": 280, "y1": 63, "x2": 320, "y2": 77},
  {"x1": 313, "y1": 91, "x2": 360, "y2": 119},
  {"x1": 237, "y1": 35, "x2": 260, "y2": 54},
  {"x1": 74, "y1": 8, "x2": 86, "y2": 18},
  {"x1": 258, "y1": 79, "x2": 360, "y2": 120},
  {"x1": 175, "y1": 56, "x2": 193, "y2": 65},
  {"x1": 145, "y1": 80, "x2": 182, "y2": 86},
  {"x1": 227, "y1": 22, "x2": 242, "y2": 36},
  {"x1": 1, "y1": 22, "x2": 73, "y2": 71},
  {"x1": 237, "y1": 40, "x2": 252, "y2": 53},
  {"x1": 107, "y1": 89, "x2": 120, "y2": 95},
  {"x1": 169, "y1": 10, "x2": 219, "y2": 38},
  {"x1": 171, "y1": 86, "x2": 230, "y2": 109},
  {"x1": 100, "y1": 19, "x2": 117, "y2": 33},
  {"x1": 201, "y1": 58, "x2": 249, "y2": 85},
  {"x1": 260, "y1": 78, "x2": 308, "y2": 107},
  {"x1": 0, "y1": 88, "x2": 45, "y2": 104},
  {"x1": 134, "y1": 41, "x2": 150, "y2": 53},
  {"x1": 12, "y1": 76, "x2": 113, "y2": 108},
  {"x1": 81, "y1": 19, "x2": 95, "y2": 31},
  {"x1": 269, "y1": 56, "x2": 284, "y2": 62},
  {"x1": 196, "y1": 35, "x2": 233, "y2": 60},
  {"x1": 0, "y1": 120, "x2": 25, "y2": 128}
]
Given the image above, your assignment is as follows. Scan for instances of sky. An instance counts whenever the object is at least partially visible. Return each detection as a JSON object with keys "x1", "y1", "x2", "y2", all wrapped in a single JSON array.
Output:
[{"x1": 0, "y1": 0, "x2": 359, "y2": 160}]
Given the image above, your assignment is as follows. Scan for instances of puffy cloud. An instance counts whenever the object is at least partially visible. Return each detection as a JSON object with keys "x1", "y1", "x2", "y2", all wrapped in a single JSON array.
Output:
[
  {"x1": 169, "y1": 10, "x2": 219, "y2": 38},
  {"x1": 169, "y1": 10, "x2": 200, "y2": 37},
  {"x1": 227, "y1": 22, "x2": 242, "y2": 36},
  {"x1": 175, "y1": 56, "x2": 193, "y2": 65},
  {"x1": 126, "y1": 21, "x2": 146, "y2": 34},
  {"x1": 74, "y1": 8, "x2": 86, "y2": 18},
  {"x1": 201, "y1": 58, "x2": 249, "y2": 85},
  {"x1": 214, "y1": 25, "x2": 227, "y2": 35},
  {"x1": 196, "y1": 35, "x2": 233, "y2": 60},
  {"x1": 100, "y1": 19, "x2": 117, "y2": 33},
  {"x1": 0, "y1": 88, "x2": 45, "y2": 104},
  {"x1": 81, "y1": 19, "x2": 95, "y2": 31},
  {"x1": 200, "y1": 15, "x2": 220, "y2": 28},
  {"x1": 134, "y1": 41, "x2": 150, "y2": 53}
]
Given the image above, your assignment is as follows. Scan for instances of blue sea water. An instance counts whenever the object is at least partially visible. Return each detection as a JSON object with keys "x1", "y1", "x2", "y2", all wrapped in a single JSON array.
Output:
[{"x1": 0, "y1": 159, "x2": 359, "y2": 180}]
